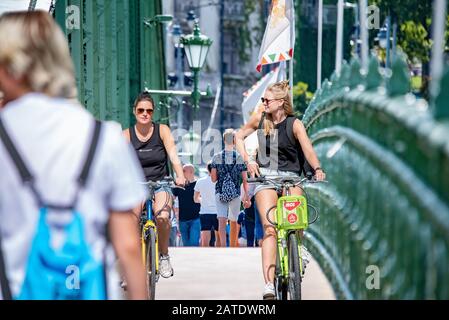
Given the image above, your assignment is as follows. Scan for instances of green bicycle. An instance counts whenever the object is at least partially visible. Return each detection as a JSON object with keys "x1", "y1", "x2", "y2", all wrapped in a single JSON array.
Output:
[{"x1": 248, "y1": 175, "x2": 320, "y2": 300}]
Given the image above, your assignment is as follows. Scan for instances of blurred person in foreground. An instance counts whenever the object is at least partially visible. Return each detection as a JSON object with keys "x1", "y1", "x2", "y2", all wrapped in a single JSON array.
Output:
[{"x1": 0, "y1": 11, "x2": 147, "y2": 300}]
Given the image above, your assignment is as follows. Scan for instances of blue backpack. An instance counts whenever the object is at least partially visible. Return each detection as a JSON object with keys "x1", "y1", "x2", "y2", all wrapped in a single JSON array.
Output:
[{"x1": 0, "y1": 119, "x2": 108, "y2": 300}]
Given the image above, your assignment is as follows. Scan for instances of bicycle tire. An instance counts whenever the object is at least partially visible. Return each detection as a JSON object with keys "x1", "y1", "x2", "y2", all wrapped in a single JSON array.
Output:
[
  {"x1": 287, "y1": 232, "x2": 302, "y2": 300},
  {"x1": 145, "y1": 228, "x2": 157, "y2": 300}
]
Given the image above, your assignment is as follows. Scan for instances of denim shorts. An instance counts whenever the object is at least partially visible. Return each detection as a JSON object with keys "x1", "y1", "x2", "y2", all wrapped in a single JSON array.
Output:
[
  {"x1": 154, "y1": 185, "x2": 173, "y2": 196},
  {"x1": 254, "y1": 168, "x2": 301, "y2": 195}
]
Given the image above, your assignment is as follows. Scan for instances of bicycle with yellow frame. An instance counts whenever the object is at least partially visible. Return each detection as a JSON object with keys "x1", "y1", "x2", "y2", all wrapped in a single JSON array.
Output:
[{"x1": 140, "y1": 177, "x2": 180, "y2": 300}]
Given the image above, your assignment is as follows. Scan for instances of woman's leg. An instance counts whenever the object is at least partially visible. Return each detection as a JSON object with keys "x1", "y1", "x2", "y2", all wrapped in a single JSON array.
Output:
[
  {"x1": 217, "y1": 217, "x2": 227, "y2": 247},
  {"x1": 255, "y1": 189, "x2": 278, "y2": 285},
  {"x1": 215, "y1": 195, "x2": 229, "y2": 247},
  {"x1": 153, "y1": 191, "x2": 172, "y2": 255},
  {"x1": 229, "y1": 197, "x2": 242, "y2": 248},
  {"x1": 201, "y1": 231, "x2": 211, "y2": 247},
  {"x1": 229, "y1": 221, "x2": 240, "y2": 247}
]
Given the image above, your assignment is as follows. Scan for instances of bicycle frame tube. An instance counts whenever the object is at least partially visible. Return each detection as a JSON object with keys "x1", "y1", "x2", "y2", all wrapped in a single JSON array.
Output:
[{"x1": 277, "y1": 230, "x2": 303, "y2": 281}]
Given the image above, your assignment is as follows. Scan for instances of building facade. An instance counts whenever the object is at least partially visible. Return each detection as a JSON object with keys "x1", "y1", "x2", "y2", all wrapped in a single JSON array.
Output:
[{"x1": 162, "y1": 0, "x2": 271, "y2": 135}]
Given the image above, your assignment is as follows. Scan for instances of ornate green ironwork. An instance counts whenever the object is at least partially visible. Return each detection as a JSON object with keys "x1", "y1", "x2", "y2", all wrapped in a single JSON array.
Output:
[
  {"x1": 303, "y1": 56, "x2": 449, "y2": 299},
  {"x1": 364, "y1": 57, "x2": 383, "y2": 91},
  {"x1": 349, "y1": 59, "x2": 363, "y2": 90}
]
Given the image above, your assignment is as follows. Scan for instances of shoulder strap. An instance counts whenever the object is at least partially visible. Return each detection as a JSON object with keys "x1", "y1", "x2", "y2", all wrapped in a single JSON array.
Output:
[
  {"x1": 0, "y1": 116, "x2": 43, "y2": 205},
  {"x1": 0, "y1": 233, "x2": 12, "y2": 300},
  {"x1": 0, "y1": 117, "x2": 34, "y2": 185},
  {"x1": 0, "y1": 117, "x2": 102, "y2": 208},
  {"x1": 77, "y1": 120, "x2": 102, "y2": 188}
]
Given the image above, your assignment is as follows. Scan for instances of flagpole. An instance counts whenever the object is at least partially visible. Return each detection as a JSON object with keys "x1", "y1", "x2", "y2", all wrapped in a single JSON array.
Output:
[
  {"x1": 430, "y1": 0, "x2": 447, "y2": 107},
  {"x1": 317, "y1": 0, "x2": 323, "y2": 89},
  {"x1": 289, "y1": 0, "x2": 295, "y2": 103},
  {"x1": 335, "y1": 0, "x2": 344, "y2": 74}
]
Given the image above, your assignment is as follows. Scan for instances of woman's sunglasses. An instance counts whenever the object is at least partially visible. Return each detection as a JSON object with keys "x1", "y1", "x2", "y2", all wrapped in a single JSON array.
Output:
[
  {"x1": 261, "y1": 97, "x2": 278, "y2": 105},
  {"x1": 136, "y1": 108, "x2": 154, "y2": 115}
]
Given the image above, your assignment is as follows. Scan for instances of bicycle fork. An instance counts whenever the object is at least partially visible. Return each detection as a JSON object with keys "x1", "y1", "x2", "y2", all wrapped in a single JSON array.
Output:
[
  {"x1": 277, "y1": 229, "x2": 303, "y2": 281},
  {"x1": 141, "y1": 220, "x2": 159, "y2": 274}
]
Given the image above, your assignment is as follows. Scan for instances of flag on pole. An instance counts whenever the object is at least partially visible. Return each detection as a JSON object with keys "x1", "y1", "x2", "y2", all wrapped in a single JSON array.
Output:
[
  {"x1": 256, "y1": 0, "x2": 296, "y2": 72},
  {"x1": 241, "y1": 67, "x2": 280, "y2": 123}
]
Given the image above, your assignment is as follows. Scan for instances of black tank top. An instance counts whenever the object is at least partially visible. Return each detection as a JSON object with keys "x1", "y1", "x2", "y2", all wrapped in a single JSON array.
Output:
[
  {"x1": 130, "y1": 123, "x2": 168, "y2": 181},
  {"x1": 256, "y1": 115, "x2": 305, "y2": 173}
]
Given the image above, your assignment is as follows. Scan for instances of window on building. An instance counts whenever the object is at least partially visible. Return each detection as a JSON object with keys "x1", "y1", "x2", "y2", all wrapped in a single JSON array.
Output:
[{"x1": 223, "y1": 28, "x2": 241, "y2": 75}]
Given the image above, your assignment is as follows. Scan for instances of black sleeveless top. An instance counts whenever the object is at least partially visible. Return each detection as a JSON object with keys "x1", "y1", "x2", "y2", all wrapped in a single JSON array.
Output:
[
  {"x1": 130, "y1": 123, "x2": 168, "y2": 181},
  {"x1": 256, "y1": 114, "x2": 305, "y2": 173}
]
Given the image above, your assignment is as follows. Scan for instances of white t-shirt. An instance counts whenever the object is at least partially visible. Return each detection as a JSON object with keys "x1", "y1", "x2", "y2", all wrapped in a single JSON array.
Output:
[
  {"x1": 194, "y1": 175, "x2": 217, "y2": 214},
  {"x1": 0, "y1": 93, "x2": 148, "y2": 299}
]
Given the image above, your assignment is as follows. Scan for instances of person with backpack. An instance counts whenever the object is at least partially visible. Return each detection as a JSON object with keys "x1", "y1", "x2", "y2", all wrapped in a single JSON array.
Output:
[
  {"x1": 211, "y1": 129, "x2": 250, "y2": 247},
  {"x1": 235, "y1": 80, "x2": 326, "y2": 299},
  {"x1": 0, "y1": 11, "x2": 147, "y2": 300}
]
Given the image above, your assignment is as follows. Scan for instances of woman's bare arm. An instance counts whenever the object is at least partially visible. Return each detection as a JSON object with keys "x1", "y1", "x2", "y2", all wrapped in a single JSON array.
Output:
[
  {"x1": 159, "y1": 124, "x2": 185, "y2": 185},
  {"x1": 109, "y1": 210, "x2": 146, "y2": 300}
]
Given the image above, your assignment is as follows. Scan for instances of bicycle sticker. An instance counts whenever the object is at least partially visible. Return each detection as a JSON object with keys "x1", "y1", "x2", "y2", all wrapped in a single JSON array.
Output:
[
  {"x1": 287, "y1": 213, "x2": 298, "y2": 224},
  {"x1": 284, "y1": 201, "x2": 301, "y2": 210}
]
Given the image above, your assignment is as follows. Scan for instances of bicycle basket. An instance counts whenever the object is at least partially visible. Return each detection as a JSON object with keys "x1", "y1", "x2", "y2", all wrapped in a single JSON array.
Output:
[{"x1": 276, "y1": 195, "x2": 308, "y2": 230}]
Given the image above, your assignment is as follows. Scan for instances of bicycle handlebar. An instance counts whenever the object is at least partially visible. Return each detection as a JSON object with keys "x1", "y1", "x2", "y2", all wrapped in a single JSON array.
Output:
[
  {"x1": 140, "y1": 176, "x2": 184, "y2": 190},
  {"x1": 247, "y1": 175, "x2": 326, "y2": 186}
]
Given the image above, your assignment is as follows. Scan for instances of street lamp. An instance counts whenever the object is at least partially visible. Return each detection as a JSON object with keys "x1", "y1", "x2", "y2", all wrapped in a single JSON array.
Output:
[
  {"x1": 180, "y1": 20, "x2": 213, "y2": 114},
  {"x1": 186, "y1": 10, "x2": 197, "y2": 30}
]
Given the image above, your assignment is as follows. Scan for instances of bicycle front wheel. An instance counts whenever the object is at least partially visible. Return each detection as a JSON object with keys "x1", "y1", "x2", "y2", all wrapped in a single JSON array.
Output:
[
  {"x1": 145, "y1": 227, "x2": 157, "y2": 300},
  {"x1": 287, "y1": 232, "x2": 302, "y2": 300}
]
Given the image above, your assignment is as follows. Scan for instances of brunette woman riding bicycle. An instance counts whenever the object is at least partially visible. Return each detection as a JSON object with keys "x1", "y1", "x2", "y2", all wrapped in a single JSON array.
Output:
[
  {"x1": 123, "y1": 91, "x2": 186, "y2": 279},
  {"x1": 235, "y1": 80, "x2": 326, "y2": 299}
]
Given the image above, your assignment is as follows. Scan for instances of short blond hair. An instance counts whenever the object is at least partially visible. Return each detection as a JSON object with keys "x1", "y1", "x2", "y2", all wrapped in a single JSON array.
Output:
[
  {"x1": 223, "y1": 128, "x2": 235, "y2": 145},
  {"x1": 0, "y1": 11, "x2": 77, "y2": 99}
]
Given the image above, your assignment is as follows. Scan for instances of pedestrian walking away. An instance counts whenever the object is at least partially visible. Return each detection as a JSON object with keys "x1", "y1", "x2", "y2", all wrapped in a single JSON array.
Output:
[
  {"x1": 0, "y1": 11, "x2": 148, "y2": 300},
  {"x1": 194, "y1": 162, "x2": 220, "y2": 247},
  {"x1": 211, "y1": 129, "x2": 250, "y2": 248}
]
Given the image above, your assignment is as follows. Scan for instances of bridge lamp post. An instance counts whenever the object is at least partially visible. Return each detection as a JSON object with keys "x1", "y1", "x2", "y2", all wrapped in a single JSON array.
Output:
[{"x1": 180, "y1": 20, "x2": 213, "y2": 117}]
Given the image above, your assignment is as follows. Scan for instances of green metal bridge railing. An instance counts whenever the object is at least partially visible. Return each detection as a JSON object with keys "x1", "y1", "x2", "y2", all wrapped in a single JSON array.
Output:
[{"x1": 302, "y1": 56, "x2": 449, "y2": 299}]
